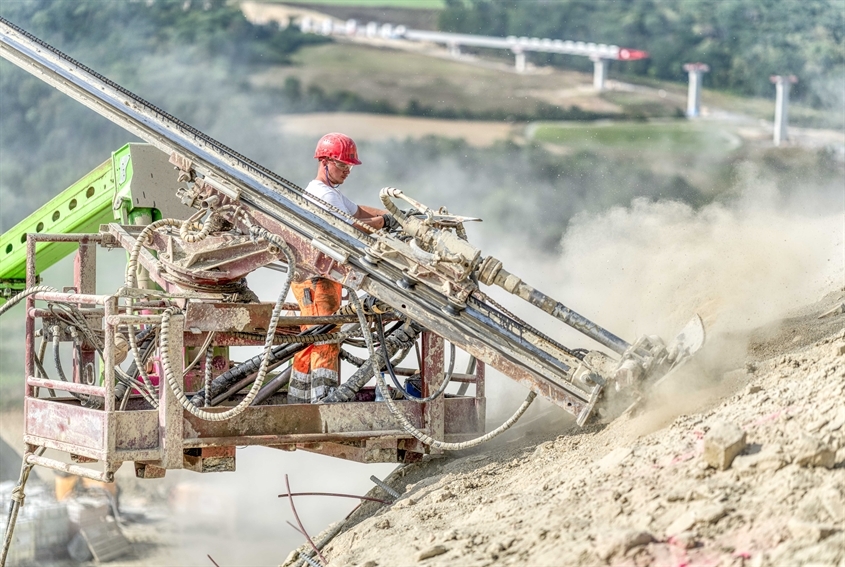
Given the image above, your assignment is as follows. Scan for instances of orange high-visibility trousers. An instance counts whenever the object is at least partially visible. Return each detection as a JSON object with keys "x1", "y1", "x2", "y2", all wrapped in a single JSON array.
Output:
[{"x1": 288, "y1": 278, "x2": 342, "y2": 403}]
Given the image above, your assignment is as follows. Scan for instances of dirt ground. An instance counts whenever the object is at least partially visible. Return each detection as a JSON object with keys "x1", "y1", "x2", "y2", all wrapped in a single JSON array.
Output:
[{"x1": 284, "y1": 291, "x2": 845, "y2": 567}]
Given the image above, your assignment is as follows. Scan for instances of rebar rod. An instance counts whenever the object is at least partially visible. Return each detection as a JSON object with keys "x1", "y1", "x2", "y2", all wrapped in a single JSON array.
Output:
[
  {"x1": 369, "y1": 475, "x2": 401, "y2": 500},
  {"x1": 277, "y1": 491, "x2": 389, "y2": 505},
  {"x1": 284, "y1": 475, "x2": 327, "y2": 565}
]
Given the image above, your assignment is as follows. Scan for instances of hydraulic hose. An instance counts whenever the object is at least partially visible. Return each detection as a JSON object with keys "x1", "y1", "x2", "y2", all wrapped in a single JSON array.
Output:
[
  {"x1": 179, "y1": 209, "x2": 213, "y2": 243},
  {"x1": 183, "y1": 331, "x2": 215, "y2": 378},
  {"x1": 115, "y1": 329, "x2": 159, "y2": 408},
  {"x1": 347, "y1": 289, "x2": 537, "y2": 451},
  {"x1": 190, "y1": 324, "x2": 334, "y2": 407},
  {"x1": 228, "y1": 329, "x2": 359, "y2": 346},
  {"x1": 124, "y1": 218, "x2": 184, "y2": 406},
  {"x1": 322, "y1": 320, "x2": 421, "y2": 403},
  {"x1": 339, "y1": 342, "x2": 410, "y2": 369},
  {"x1": 210, "y1": 357, "x2": 294, "y2": 406},
  {"x1": 158, "y1": 225, "x2": 297, "y2": 421},
  {"x1": 0, "y1": 285, "x2": 58, "y2": 317},
  {"x1": 51, "y1": 326, "x2": 69, "y2": 383},
  {"x1": 43, "y1": 302, "x2": 157, "y2": 407},
  {"x1": 375, "y1": 314, "x2": 454, "y2": 404},
  {"x1": 203, "y1": 345, "x2": 214, "y2": 408},
  {"x1": 34, "y1": 334, "x2": 56, "y2": 398},
  {"x1": 49, "y1": 324, "x2": 91, "y2": 405}
]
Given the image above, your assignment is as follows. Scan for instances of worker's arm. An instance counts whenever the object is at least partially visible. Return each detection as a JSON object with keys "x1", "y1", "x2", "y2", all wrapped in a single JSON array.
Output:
[
  {"x1": 357, "y1": 204, "x2": 387, "y2": 218},
  {"x1": 353, "y1": 205, "x2": 389, "y2": 230}
]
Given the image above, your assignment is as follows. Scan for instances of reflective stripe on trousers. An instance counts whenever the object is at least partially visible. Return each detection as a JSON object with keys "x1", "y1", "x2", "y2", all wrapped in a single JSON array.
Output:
[{"x1": 288, "y1": 277, "x2": 342, "y2": 404}]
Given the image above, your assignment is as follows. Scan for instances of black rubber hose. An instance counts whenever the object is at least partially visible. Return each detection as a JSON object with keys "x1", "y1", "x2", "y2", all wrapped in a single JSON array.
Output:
[
  {"x1": 115, "y1": 327, "x2": 158, "y2": 402},
  {"x1": 52, "y1": 328, "x2": 69, "y2": 383},
  {"x1": 323, "y1": 321, "x2": 422, "y2": 403},
  {"x1": 251, "y1": 366, "x2": 294, "y2": 406},
  {"x1": 376, "y1": 314, "x2": 454, "y2": 403},
  {"x1": 51, "y1": 326, "x2": 92, "y2": 405},
  {"x1": 210, "y1": 356, "x2": 292, "y2": 406},
  {"x1": 189, "y1": 324, "x2": 335, "y2": 407}
]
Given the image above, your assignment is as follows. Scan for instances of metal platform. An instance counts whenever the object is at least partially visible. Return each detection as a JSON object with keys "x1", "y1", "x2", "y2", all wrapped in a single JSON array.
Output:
[{"x1": 20, "y1": 231, "x2": 485, "y2": 481}]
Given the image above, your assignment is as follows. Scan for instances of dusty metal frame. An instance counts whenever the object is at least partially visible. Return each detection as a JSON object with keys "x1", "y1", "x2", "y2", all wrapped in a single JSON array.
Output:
[{"x1": 21, "y1": 231, "x2": 486, "y2": 480}]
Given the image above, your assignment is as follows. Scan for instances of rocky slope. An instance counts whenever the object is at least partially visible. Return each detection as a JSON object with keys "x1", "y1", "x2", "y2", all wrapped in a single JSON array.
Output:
[{"x1": 287, "y1": 292, "x2": 845, "y2": 567}]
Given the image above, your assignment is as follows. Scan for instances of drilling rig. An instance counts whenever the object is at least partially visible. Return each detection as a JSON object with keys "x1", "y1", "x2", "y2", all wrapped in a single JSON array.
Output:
[{"x1": 0, "y1": 17, "x2": 704, "y2": 564}]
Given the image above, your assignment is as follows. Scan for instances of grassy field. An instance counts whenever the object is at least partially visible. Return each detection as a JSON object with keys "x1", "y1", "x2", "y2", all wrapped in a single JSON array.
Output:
[
  {"x1": 530, "y1": 121, "x2": 738, "y2": 154},
  {"x1": 256, "y1": 40, "x2": 837, "y2": 126},
  {"x1": 529, "y1": 120, "x2": 744, "y2": 194},
  {"x1": 263, "y1": 0, "x2": 446, "y2": 9},
  {"x1": 255, "y1": 42, "x2": 636, "y2": 116}
]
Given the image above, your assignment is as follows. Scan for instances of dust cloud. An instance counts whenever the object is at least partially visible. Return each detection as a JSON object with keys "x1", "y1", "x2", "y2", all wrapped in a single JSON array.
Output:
[
  {"x1": 478, "y1": 162, "x2": 843, "y2": 437},
  {"x1": 544, "y1": 171, "x2": 841, "y2": 340}
]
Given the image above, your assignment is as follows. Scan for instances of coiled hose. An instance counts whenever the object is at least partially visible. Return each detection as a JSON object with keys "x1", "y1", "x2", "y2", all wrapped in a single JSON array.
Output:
[
  {"x1": 346, "y1": 288, "x2": 537, "y2": 450},
  {"x1": 124, "y1": 218, "x2": 185, "y2": 406},
  {"x1": 158, "y1": 225, "x2": 297, "y2": 421},
  {"x1": 179, "y1": 209, "x2": 213, "y2": 243}
]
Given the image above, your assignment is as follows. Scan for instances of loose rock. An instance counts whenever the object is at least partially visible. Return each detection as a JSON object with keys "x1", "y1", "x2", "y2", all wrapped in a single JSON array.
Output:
[
  {"x1": 597, "y1": 447, "x2": 633, "y2": 471},
  {"x1": 597, "y1": 530, "x2": 654, "y2": 560},
  {"x1": 787, "y1": 518, "x2": 838, "y2": 543},
  {"x1": 416, "y1": 545, "x2": 448, "y2": 561},
  {"x1": 703, "y1": 420, "x2": 747, "y2": 470},
  {"x1": 793, "y1": 435, "x2": 836, "y2": 468},
  {"x1": 666, "y1": 510, "x2": 698, "y2": 536}
]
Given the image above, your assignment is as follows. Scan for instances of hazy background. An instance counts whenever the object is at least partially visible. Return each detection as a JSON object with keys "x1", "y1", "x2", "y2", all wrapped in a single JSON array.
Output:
[{"x1": 0, "y1": 1, "x2": 843, "y2": 565}]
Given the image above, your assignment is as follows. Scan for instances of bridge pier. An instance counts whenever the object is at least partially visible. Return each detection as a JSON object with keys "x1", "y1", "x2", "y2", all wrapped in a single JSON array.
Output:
[
  {"x1": 683, "y1": 63, "x2": 709, "y2": 118},
  {"x1": 592, "y1": 57, "x2": 607, "y2": 91},
  {"x1": 514, "y1": 49, "x2": 526, "y2": 73},
  {"x1": 771, "y1": 75, "x2": 797, "y2": 146}
]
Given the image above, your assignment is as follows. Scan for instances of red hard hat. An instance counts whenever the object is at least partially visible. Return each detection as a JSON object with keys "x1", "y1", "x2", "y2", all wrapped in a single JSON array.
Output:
[{"x1": 313, "y1": 132, "x2": 362, "y2": 165}]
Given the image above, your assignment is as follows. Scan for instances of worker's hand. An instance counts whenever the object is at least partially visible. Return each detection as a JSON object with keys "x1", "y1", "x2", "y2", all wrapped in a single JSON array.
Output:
[{"x1": 381, "y1": 213, "x2": 401, "y2": 232}]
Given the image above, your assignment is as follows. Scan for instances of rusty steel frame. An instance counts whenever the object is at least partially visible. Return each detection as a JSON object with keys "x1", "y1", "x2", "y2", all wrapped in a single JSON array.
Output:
[{"x1": 20, "y1": 231, "x2": 486, "y2": 479}]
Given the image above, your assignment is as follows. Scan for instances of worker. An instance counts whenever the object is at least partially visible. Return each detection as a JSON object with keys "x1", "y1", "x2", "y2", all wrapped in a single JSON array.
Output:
[{"x1": 288, "y1": 133, "x2": 397, "y2": 404}]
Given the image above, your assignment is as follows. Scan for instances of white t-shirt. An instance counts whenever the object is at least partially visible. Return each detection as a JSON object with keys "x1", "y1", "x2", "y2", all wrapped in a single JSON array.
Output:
[{"x1": 304, "y1": 179, "x2": 359, "y2": 220}]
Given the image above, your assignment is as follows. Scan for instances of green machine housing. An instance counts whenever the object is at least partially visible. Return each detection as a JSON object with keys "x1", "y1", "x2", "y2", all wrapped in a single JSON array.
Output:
[{"x1": 0, "y1": 143, "x2": 193, "y2": 303}]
